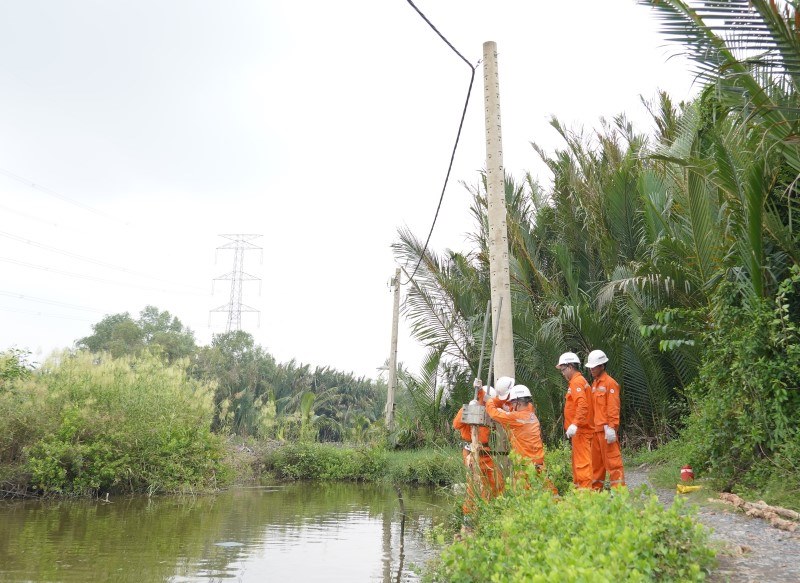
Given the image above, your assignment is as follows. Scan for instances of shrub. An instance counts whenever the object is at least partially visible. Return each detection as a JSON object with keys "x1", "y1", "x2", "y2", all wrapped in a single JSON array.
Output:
[
  {"x1": 1, "y1": 351, "x2": 229, "y2": 496},
  {"x1": 430, "y1": 487, "x2": 715, "y2": 582},
  {"x1": 0, "y1": 348, "x2": 34, "y2": 387},
  {"x1": 543, "y1": 443, "x2": 574, "y2": 495},
  {"x1": 264, "y1": 443, "x2": 387, "y2": 481},
  {"x1": 384, "y1": 448, "x2": 463, "y2": 485},
  {"x1": 676, "y1": 273, "x2": 800, "y2": 500},
  {"x1": 262, "y1": 444, "x2": 463, "y2": 485}
]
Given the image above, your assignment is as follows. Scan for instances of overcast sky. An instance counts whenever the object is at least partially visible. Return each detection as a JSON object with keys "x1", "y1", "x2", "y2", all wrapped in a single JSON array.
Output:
[{"x1": 0, "y1": 1, "x2": 696, "y2": 378}]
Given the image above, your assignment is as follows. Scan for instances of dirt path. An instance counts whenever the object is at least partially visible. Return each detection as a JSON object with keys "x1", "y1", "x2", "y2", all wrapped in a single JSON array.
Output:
[{"x1": 626, "y1": 466, "x2": 800, "y2": 582}]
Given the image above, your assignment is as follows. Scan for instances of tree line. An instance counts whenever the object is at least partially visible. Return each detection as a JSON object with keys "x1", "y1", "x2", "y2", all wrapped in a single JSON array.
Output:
[{"x1": 70, "y1": 305, "x2": 387, "y2": 443}]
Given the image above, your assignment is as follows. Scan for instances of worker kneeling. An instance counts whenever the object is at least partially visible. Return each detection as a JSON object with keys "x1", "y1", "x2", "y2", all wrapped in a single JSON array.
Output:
[{"x1": 485, "y1": 384, "x2": 556, "y2": 494}]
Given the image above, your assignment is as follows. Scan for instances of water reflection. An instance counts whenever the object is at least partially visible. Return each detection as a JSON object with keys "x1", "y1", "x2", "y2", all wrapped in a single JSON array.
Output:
[{"x1": 0, "y1": 482, "x2": 450, "y2": 582}]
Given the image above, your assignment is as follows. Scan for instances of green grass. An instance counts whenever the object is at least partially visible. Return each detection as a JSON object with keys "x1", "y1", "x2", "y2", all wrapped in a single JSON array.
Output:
[
  {"x1": 261, "y1": 442, "x2": 575, "y2": 491},
  {"x1": 382, "y1": 447, "x2": 463, "y2": 485},
  {"x1": 262, "y1": 443, "x2": 463, "y2": 486}
]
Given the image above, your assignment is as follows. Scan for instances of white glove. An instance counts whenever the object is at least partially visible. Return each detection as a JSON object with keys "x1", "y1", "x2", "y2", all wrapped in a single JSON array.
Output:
[
  {"x1": 565, "y1": 424, "x2": 578, "y2": 439},
  {"x1": 604, "y1": 425, "x2": 617, "y2": 444},
  {"x1": 469, "y1": 399, "x2": 479, "y2": 406},
  {"x1": 473, "y1": 378, "x2": 483, "y2": 389}
]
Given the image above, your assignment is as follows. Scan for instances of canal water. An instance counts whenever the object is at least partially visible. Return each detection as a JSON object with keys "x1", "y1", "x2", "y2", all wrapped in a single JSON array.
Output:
[{"x1": 0, "y1": 482, "x2": 452, "y2": 582}]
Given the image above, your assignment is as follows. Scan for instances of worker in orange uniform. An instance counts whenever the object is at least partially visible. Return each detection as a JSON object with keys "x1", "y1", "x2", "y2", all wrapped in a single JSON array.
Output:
[
  {"x1": 557, "y1": 352, "x2": 594, "y2": 489},
  {"x1": 452, "y1": 376, "x2": 514, "y2": 516},
  {"x1": 485, "y1": 384, "x2": 555, "y2": 493},
  {"x1": 586, "y1": 349, "x2": 626, "y2": 490},
  {"x1": 492, "y1": 375, "x2": 515, "y2": 403}
]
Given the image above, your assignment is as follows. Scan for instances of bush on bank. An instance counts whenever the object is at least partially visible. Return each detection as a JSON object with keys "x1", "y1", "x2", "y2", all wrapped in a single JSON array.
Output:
[
  {"x1": 383, "y1": 447, "x2": 464, "y2": 485},
  {"x1": 540, "y1": 444, "x2": 573, "y2": 496},
  {"x1": 429, "y1": 482, "x2": 714, "y2": 582},
  {"x1": 261, "y1": 442, "x2": 573, "y2": 492},
  {"x1": 263, "y1": 443, "x2": 463, "y2": 485},
  {"x1": 0, "y1": 351, "x2": 229, "y2": 496},
  {"x1": 263, "y1": 443, "x2": 386, "y2": 481},
  {"x1": 678, "y1": 279, "x2": 800, "y2": 509},
  {"x1": 633, "y1": 273, "x2": 800, "y2": 512}
]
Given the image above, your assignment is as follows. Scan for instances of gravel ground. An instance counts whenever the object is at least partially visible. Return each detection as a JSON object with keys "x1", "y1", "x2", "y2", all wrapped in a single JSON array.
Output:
[{"x1": 626, "y1": 466, "x2": 800, "y2": 583}]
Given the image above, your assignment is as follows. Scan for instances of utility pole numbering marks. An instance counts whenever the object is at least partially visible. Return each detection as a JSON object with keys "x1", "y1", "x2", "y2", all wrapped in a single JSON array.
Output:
[{"x1": 210, "y1": 234, "x2": 262, "y2": 332}]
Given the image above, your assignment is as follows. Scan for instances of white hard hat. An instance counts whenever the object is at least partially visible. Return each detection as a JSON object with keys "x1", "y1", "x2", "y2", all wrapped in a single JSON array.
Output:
[
  {"x1": 509, "y1": 384, "x2": 531, "y2": 400},
  {"x1": 486, "y1": 386, "x2": 497, "y2": 398},
  {"x1": 556, "y1": 352, "x2": 581, "y2": 369},
  {"x1": 585, "y1": 349, "x2": 609, "y2": 368},
  {"x1": 494, "y1": 376, "x2": 515, "y2": 400}
]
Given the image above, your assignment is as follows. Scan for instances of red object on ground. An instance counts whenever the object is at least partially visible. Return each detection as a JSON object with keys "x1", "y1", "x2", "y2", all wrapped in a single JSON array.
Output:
[{"x1": 680, "y1": 465, "x2": 695, "y2": 481}]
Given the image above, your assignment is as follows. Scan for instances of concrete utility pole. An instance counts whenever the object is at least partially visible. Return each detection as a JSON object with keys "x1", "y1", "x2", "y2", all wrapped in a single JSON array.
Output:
[
  {"x1": 385, "y1": 268, "x2": 401, "y2": 431},
  {"x1": 483, "y1": 41, "x2": 515, "y2": 381}
]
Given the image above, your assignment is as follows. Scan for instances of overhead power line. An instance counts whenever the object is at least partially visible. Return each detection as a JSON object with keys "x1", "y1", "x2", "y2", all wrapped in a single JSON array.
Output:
[
  {"x1": 0, "y1": 167, "x2": 193, "y2": 248},
  {"x1": 0, "y1": 290, "x2": 107, "y2": 313},
  {"x1": 0, "y1": 256, "x2": 207, "y2": 296},
  {"x1": 0, "y1": 167, "x2": 123, "y2": 224},
  {"x1": 0, "y1": 229, "x2": 206, "y2": 292},
  {"x1": 0, "y1": 202, "x2": 78, "y2": 231},
  {"x1": 0, "y1": 304, "x2": 95, "y2": 323},
  {"x1": 401, "y1": 0, "x2": 477, "y2": 284}
]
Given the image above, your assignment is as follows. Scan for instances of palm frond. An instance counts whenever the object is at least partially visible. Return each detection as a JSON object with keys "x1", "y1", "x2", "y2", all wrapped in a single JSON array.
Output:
[{"x1": 641, "y1": 0, "x2": 800, "y2": 171}]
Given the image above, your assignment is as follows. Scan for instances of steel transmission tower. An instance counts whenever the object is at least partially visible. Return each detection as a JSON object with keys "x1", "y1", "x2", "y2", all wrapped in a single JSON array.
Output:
[{"x1": 211, "y1": 234, "x2": 262, "y2": 332}]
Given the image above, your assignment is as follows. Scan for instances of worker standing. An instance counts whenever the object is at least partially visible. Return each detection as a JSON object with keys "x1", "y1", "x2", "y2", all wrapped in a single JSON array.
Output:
[
  {"x1": 485, "y1": 384, "x2": 555, "y2": 493},
  {"x1": 451, "y1": 376, "x2": 514, "y2": 516},
  {"x1": 557, "y1": 352, "x2": 594, "y2": 489},
  {"x1": 586, "y1": 349, "x2": 626, "y2": 490}
]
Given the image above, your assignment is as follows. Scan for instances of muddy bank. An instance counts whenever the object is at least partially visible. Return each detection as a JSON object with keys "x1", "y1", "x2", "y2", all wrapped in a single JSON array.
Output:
[{"x1": 627, "y1": 466, "x2": 800, "y2": 582}]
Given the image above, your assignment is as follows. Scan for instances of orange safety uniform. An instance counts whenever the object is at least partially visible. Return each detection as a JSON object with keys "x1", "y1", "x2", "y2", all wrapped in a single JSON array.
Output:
[
  {"x1": 485, "y1": 397, "x2": 545, "y2": 466},
  {"x1": 564, "y1": 372, "x2": 594, "y2": 489},
  {"x1": 486, "y1": 397, "x2": 557, "y2": 494},
  {"x1": 590, "y1": 370, "x2": 626, "y2": 490},
  {"x1": 452, "y1": 390, "x2": 503, "y2": 514}
]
